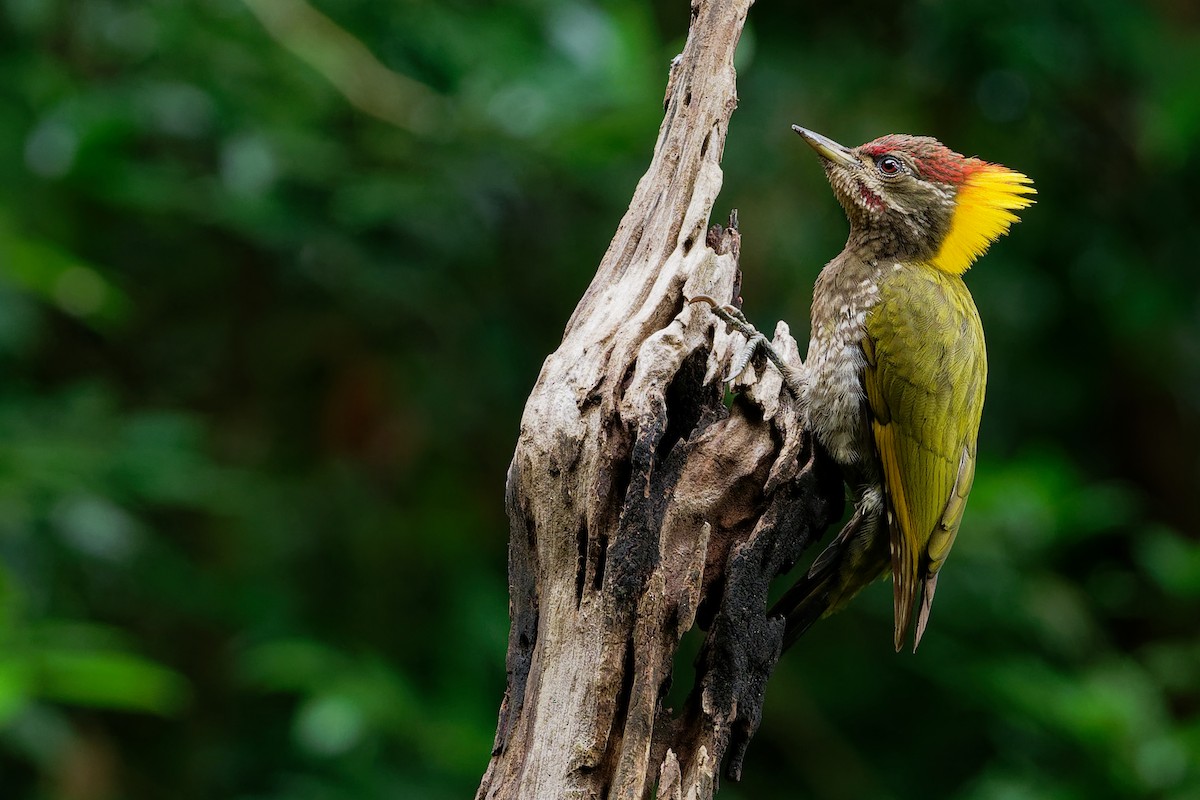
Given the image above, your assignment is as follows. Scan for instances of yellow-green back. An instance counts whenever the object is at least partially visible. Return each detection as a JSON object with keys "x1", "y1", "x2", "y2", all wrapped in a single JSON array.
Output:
[{"x1": 863, "y1": 263, "x2": 986, "y2": 651}]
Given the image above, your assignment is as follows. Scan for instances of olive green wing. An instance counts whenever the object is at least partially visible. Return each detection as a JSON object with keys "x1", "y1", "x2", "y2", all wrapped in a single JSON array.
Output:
[{"x1": 863, "y1": 270, "x2": 986, "y2": 652}]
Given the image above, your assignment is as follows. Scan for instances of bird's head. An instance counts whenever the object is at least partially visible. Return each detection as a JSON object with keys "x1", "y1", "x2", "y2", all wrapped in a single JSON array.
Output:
[{"x1": 793, "y1": 126, "x2": 1035, "y2": 275}]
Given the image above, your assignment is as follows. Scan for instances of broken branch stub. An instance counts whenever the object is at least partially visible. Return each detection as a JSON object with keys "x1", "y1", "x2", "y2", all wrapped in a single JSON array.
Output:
[{"x1": 476, "y1": 2, "x2": 844, "y2": 798}]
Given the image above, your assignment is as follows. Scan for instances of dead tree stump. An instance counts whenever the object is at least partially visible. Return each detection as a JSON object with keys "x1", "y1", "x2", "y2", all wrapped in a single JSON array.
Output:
[{"x1": 476, "y1": 1, "x2": 844, "y2": 797}]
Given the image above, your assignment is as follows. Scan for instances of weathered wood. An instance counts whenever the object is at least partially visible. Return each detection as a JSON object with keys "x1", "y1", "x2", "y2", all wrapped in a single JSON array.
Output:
[{"x1": 476, "y1": 2, "x2": 844, "y2": 798}]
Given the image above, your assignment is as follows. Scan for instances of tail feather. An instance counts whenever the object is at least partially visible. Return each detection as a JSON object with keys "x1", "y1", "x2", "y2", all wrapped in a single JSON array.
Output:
[
  {"x1": 912, "y1": 571, "x2": 939, "y2": 652},
  {"x1": 771, "y1": 507, "x2": 889, "y2": 652},
  {"x1": 774, "y1": 559, "x2": 842, "y2": 651}
]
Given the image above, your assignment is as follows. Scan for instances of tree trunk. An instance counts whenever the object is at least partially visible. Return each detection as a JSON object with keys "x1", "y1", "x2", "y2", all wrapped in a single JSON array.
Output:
[{"x1": 476, "y1": 1, "x2": 843, "y2": 798}]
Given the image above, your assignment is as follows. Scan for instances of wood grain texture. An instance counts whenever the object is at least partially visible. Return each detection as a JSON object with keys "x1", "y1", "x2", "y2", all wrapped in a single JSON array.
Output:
[{"x1": 476, "y1": 2, "x2": 844, "y2": 797}]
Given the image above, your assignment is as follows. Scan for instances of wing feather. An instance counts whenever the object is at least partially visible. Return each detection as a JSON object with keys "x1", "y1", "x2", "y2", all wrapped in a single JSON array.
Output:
[{"x1": 863, "y1": 268, "x2": 986, "y2": 652}]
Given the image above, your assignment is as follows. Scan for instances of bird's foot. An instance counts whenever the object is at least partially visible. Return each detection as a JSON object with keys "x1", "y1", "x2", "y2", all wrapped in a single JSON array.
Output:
[{"x1": 688, "y1": 295, "x2": 802, "y2": 394}]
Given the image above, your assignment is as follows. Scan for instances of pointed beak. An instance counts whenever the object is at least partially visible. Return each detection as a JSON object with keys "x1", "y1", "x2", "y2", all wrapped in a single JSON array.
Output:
[{"x1": 792, "y1": 125, "x2": 858, "y2": 169}]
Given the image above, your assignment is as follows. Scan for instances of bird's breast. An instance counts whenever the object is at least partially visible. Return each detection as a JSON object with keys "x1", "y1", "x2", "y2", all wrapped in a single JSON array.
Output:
[{"x1": 803, "y1": 264, "x2": 883, "y2": 470}]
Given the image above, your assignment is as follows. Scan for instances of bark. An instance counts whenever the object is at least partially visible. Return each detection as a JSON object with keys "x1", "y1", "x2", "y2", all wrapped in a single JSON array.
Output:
[{"x1": 476, "y1": 1, "x2": 844, "y2": 798}]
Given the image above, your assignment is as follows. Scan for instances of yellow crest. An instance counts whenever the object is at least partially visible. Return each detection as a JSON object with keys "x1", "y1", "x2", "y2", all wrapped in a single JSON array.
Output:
[{"x1": 932, "y1": 164, "x2": 1035, "y2": 275}]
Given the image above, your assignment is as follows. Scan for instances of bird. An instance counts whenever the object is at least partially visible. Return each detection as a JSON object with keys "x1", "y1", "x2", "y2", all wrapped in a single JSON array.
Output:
[{"x1": 697, "y1": 126, "x2": 1034, "y2": 652}]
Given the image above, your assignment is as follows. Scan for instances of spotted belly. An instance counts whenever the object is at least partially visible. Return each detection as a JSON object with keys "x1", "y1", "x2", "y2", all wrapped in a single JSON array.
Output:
[{"x1": 803, "y1": 333, "x2": 872, "y2": 470}]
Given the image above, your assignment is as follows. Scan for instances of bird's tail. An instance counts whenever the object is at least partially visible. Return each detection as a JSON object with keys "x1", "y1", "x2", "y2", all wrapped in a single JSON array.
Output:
[{"x1": 772, "y1": 508, "x2": 890, "y2": 651}]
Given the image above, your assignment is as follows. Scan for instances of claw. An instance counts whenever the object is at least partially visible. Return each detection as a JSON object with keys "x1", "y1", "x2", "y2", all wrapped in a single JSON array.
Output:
[
  {"x1": 688, "y1": 295, "x2": 767, "y2": 383},
  {"x1": 725, "y1": 332, "x2": 769, "y2": 383},
  {"x1": 687, "y1": 294, "x2": 805, "y2": 395},
  {"x1": 687, "y1": 295, "x2": 757, "y2": 339}
]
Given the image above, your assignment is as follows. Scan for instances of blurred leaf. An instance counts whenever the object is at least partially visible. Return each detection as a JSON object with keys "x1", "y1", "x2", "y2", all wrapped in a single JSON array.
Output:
[
  {"x1": 36, "y1": 648, "x2": 188, "y2": 715},
  {"x1": 1135, "y1": 527, "x2": 1200, "y2": 598},
  {"x1": 0, "y1": 225, "x2": 129, "y2": 329}
]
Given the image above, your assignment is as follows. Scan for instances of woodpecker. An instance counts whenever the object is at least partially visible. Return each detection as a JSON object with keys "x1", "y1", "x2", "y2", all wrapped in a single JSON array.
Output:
[{"x1": 701, "y1": 126, "x2": 1034, "y2": 652}]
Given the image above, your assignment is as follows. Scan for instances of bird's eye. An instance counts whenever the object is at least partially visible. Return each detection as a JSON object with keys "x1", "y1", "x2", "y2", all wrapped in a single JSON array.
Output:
[{"x1": 877, "y1": 155, "x2": 904, "y2": 176}]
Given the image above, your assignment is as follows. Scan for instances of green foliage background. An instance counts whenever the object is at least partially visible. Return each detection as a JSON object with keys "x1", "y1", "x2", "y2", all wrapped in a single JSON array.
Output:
[{"x1": 0, "y1": 0, "x2": 1197, "y2": 797}]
